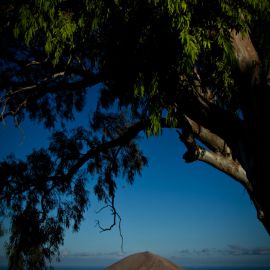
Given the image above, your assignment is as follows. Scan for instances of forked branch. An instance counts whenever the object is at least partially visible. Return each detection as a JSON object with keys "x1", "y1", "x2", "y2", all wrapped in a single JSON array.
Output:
[{"x1": 96, "y1": 196, "x2": 124, "y2": 252}]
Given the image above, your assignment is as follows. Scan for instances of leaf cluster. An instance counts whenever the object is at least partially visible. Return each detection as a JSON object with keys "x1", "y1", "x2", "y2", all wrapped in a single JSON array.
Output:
[
  {"x1": 0, "y1": 112, "x2": 147, "y2": 268},
  {"x1": 1, "y1": 1, "x2": 270, "y2": 268},
  {"x1": 2, "y1": 0, "x2": 269, "y2": 130}
]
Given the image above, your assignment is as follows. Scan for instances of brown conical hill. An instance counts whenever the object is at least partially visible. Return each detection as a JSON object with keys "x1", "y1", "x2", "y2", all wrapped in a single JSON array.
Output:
[{"x1": 105, "y1": 251, "x2": 184, "y2": 270}]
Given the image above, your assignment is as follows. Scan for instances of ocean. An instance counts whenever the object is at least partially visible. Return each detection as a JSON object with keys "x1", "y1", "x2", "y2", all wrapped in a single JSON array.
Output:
[
  {"x1": 50, "y1": 267, "x2": 270, "y2": 270},
  {"x1": 1, "y1": 267, "x2": 270, "y2": 270}
]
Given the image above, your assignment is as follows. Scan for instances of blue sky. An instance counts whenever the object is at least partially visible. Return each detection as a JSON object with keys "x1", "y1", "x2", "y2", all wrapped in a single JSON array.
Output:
[{"x1": 1, "y1": 88, "x2": 270, "y2": 268}]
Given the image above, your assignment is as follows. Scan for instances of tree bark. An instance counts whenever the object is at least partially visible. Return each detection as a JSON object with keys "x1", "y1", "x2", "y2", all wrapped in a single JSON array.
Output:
[{"x1": 178, "y1": 31, "x2": 270, "y2": 235}]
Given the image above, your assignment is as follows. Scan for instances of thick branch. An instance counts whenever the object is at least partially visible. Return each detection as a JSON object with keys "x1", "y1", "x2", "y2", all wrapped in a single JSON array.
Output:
[
  {"x1": 185, "y1": 116, "x2": 232, "y2": 157},
  {"x1": 66, "y1": 121, "x2": 145, "y2": 180},
  {"x1": 197, "y1": 147, "x2": 249, "y2": 188},
  {"x1": 176, "y1": 119, "x2": 249, "y2": 188},
  {"x1": 231, "y1": 30, "x2": 263, "y2": 127},
  {"x1": 199, "y1": 147, "x2": 267, "y2": 220},
  {"x1": 231, "y1": 30, "x2": 260, "y2": 75},
  {"x1": 180, "y1": 88, "x2": 244, "y2": 152},
  {"x1": 0, "y1": 69, "x2": 102, "y2": 121}
]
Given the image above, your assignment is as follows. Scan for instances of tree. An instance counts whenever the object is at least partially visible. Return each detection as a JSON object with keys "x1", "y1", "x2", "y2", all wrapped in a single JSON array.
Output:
[{"x1": 1, "y1": 0, "x2": 270, "y2": 268}]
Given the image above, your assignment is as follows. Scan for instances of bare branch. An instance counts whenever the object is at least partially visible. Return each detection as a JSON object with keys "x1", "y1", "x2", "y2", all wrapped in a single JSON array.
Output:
[
  {"x1": 176, "y1": 118, "x2": 249, "y2": 189},
  {"x1": 185, "y1": 116, "x2": 232, "y2": 157},
  {"x1": 96, "y1": 197, "x2": 124, "y2": 252},
  {"x1": 197, "y1": 147, "x2": 249, "y2": 188}
]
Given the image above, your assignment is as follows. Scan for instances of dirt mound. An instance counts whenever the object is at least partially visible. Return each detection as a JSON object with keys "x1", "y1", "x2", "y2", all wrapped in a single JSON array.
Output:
[{"x1": 105, "y1": 251, "x2": 184, "y2": 270}]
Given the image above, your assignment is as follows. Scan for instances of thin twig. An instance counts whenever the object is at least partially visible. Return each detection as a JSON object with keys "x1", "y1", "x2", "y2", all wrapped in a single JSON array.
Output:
[{"x1": 95, "y1": 196, "x2": 124, "y2": 252}]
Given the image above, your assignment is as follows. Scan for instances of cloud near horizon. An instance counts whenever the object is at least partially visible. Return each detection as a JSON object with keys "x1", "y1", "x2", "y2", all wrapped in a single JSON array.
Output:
[
  {"x1": 226, "y1": 245, "x2": 270, "y2": 256},
  {"x1": 177, "y1": 245, "x2": 270, "y2": 257},
  {"x1": 60, "y1": 249, "x2": 126, "y2": 259}
]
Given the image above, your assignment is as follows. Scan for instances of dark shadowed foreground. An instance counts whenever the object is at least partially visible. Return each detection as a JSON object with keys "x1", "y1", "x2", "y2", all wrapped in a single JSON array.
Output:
[{"x1": 105, "y1": 251, "x2": 183, "y2": 270}]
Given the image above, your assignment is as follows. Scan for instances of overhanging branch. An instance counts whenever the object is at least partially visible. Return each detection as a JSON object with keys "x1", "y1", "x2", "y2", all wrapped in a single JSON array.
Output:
[
  {"x1": 175, "y1": 117, "x2": 250, "y2": 189},
  {"x1": 0, "y1": 69, "x2": 102, "y2": 121},
  {"x1": 185, "y1": 116, "x2": 232, "y2": 157},
  {"x1": 95, "y1": 196, "x2": 124, "y2": 252},
  {"x1": 66, "y1": 121, "x2": 145, "y2": 181},
  {"x1": 197, "y1": 147, "x2": 249, "y2": 188}
]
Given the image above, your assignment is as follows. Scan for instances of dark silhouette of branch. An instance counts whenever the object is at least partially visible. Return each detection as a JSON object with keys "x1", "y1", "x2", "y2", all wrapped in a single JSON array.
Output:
[
  {"x1": 95, "y1": 196, "x2": 124, "y2": 252},
  {"x1": 66, "y1": 121, "x2": 145, "y2": 181}
]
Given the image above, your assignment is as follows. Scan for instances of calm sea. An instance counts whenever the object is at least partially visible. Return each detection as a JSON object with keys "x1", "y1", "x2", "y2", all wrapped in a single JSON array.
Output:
[
  {"x1": 0, "y1": 267, "x2": 270, "y2": 270},
  {"x1": 54, "y1": 268, "x2": 270, "y2": 270}
]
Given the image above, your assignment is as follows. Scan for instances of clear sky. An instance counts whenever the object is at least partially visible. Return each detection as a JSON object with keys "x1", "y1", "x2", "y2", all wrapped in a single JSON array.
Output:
[{"x1": 1, "y1": 88, "x2": 270, "y2": 268}]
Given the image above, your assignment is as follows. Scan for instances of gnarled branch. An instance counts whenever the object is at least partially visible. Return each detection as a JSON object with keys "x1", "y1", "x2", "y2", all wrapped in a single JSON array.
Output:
[{"x1": 96, "y1": 196, "x2": 124, "y2": 252}]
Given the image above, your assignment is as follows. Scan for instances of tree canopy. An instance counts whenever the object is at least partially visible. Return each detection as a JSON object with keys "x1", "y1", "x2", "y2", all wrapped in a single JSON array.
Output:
[{"x1": 1, "y1": 0, "x2": 270, "y2": 268}]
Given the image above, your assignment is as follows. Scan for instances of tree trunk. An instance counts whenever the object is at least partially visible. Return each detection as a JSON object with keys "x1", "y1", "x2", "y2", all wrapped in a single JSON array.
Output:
[
  {"x1": 229, "y1": 31, "x2": 270, "y2": 235},
  {"x1": 179, "y1": 31, "x2": 270, "y2": 236}
]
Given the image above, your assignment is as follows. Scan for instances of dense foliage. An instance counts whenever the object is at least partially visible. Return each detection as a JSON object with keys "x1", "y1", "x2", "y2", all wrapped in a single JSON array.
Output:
[{"x1": 1, "y1": 0, "x2": 270, "y2": 269}]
